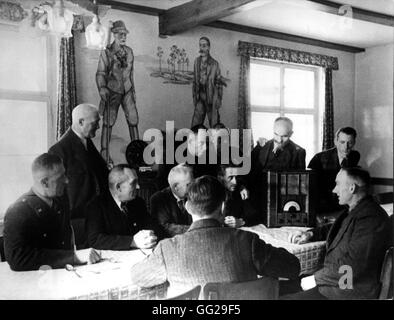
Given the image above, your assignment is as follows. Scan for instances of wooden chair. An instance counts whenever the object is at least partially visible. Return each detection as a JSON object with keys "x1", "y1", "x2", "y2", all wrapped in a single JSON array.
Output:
[
  {"x1": 0, "y1": 236, "x2": 5, "y2": 262},
  {"x1": 167, "y1": 285, "x2": 201, "y2": 300},
  {"x1": 202, "y1": 277, "x2": 279, "y2": 300},
  {"x1": 379, "y1": 247, "x2": 393, "y2": 300}
]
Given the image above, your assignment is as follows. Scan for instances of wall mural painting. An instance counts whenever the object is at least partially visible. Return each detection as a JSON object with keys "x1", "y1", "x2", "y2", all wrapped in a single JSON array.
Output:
[
  {"x1": 150, "y1": 37, "x2": 230, "y2": 128},
  {"x1": 150, "y1": 45, "x2": 193, "y2": 85},
  {"x1": 96, "y1": 20, "x2": 139, "y2": 165}
]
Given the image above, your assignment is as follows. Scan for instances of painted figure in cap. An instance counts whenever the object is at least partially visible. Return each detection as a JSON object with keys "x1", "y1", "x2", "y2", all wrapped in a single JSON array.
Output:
[{"x1": 96, "y1": 20, "x2": 139, "y2": 164}]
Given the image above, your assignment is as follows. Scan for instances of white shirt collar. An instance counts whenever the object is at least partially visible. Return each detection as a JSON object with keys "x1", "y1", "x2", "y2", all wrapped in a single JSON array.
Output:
[
  {"x1": 111, "y1": 193, "x2": 122, "y2": 210},
  {"x1": 72, "y1": 127, "x2": 87, "y2": 150}
]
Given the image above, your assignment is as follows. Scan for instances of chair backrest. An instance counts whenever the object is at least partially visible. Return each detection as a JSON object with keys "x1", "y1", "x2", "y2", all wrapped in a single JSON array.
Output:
[
  {"x1": 0, "y1": 236, "x2": 5, "y2": 262},
  {"x1": 379, "y1": 246, "x2": 393, "y2": 300},
  {"x1": 202, "y1": 277, "x2": 279, "y2": 300},
  {"x1": 167, "y1": 285, "x2": 201, "y2": 300}
]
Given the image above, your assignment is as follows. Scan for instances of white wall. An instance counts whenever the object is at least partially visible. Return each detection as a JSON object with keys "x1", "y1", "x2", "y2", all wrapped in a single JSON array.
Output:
[
  {"x1": 355, "y1": 43, "x2": 393, "y2": 181},
  {"x1": 74, "y1": 9, "x2": 356, "y2": 164}
]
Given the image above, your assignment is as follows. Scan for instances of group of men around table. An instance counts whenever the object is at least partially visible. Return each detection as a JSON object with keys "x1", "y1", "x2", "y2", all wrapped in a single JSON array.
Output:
[{"x1": 2, "y1": 103, "x2": 392, "y2": 300}]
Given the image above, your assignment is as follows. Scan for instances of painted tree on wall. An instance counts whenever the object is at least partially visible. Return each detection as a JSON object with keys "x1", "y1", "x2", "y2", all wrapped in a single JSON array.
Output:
[{"x1": 151, "y1": 45, "x2": 194, "y2": 85}]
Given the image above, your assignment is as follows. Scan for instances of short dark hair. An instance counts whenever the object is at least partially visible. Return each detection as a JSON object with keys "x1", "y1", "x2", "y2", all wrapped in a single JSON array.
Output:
[
  {"x1": 187, "y1": 175, "x2": 225, "y2": 216},
  {"x1": 108, "y1": 164, "x2": 135, "y2": 191},
  {"x1": 341, "y1": 167, "x2": 370, "y2": 189},
  {"x1": 336, "y1": 127, "x2": 357, "y2": 140},
  {"x1": 32, "y1": 153, "x2": 63, "y2": 174},
  {"x1": 217, "y1": 162, "x2": 242, "y2": 178},
  {"x1": 199, "y1": 36, "x2": 210, "y2": 47}
]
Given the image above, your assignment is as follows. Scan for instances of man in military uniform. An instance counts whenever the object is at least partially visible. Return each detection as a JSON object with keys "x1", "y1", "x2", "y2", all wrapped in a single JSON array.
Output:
[
  {"x1": 3, "y1": 153, "x2": 100, "y2": 271},
  {"x1": 96, "y1": 20, "x2": 139, "y2": 163}
]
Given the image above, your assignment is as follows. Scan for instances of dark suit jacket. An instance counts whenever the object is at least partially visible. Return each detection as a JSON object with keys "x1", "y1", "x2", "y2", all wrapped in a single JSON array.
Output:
[
  {"x1": 248, "y1": 140, "x2": 306, "y2": 218},
  {"x1": 150, "y1": 187, "x2": 192, "y2": 238},
  {"x1": 85, "y1": 193, "x2": 157, "y2": 250},
  {"x1": 130, "y1": 218, "x2": 300, "y2": 294},
  {"x1": 3, "y1": 190, "x2": 74, "y2": 271},
  {"x1": 223, "y1": 190, "x2": 259, "y2": 226},
  {"x1": 312, "y1": 196, "x2": 390, "y2": 299},
  {"x1": 49, "y1": 129, "x2": 109, "y2": 219},
  {"x1": 251, "y1": 139, "x2": 306, "y2": 172},
  {"x1": 308, "y1": 147, "x2": 360, "y2": 212}
]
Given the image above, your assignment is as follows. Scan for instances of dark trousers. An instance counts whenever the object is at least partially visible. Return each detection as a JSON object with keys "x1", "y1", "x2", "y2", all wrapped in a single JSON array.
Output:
[{"x1": 280, "y1": 286, "x2": 328, "y2": 300}]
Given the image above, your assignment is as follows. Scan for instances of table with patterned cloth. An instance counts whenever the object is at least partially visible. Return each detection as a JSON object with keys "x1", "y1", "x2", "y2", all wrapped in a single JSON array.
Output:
[
  {"x1": 0, "y1": 249, "x2": 167, "y2": 300},
  {"x1": 241, "y1": 224, "x2": 326, "y2": 276}
]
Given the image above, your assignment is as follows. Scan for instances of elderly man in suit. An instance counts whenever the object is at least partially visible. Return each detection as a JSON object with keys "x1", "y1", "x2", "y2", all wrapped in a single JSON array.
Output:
[
  {"x1": 251, "y1": 117, "x2": 306, "y2": 172},
  {"x1": 3, "y1": 153, "x2": 101, "y2": 271},
  {"x1": 150, "y1": 163, "x2": 194, "y2": 238},
  {"x1": 248, "y1": 117, "x2": 306, "y2": 220},
  {"x1": 191, "y1": 37, "x2": 224, "y2": 128},
  {"x1": 285, "y1": 167, "x2": 391, "y2": 299},
  {"x1": 130, "y1": 175, "x2": 300, "y2": 297},
  {"x1": 308, "y1": 127, "x2": 360, "y2": 213},
  {"x1": 49, "y1": 104, "x2": 109, "y2": 221},
  {"x1": 85, "y1": 165, "x2": 159, "y2": 250}
]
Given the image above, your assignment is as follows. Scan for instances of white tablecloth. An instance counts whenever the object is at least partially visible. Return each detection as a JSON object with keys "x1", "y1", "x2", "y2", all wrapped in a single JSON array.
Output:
[
  {"x1": 0, "y1": 250, "x2": 167, "y2": 300},
  {"x1": 241, "y1": 224, "x2": 326, "y2": 275}
]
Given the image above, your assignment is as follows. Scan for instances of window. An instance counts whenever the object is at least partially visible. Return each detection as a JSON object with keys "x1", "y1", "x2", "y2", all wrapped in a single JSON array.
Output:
[
  {"x1": 250, "y1": 58, "x2": 324, "y2": 164},
  {"x1": 0, "y1": 29, "x2": 55, "y2": 220}
]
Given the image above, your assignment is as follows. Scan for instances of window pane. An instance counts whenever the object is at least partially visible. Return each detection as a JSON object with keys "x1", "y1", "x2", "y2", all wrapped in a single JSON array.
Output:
[
  {"x1": 0, "y1": 100, "x2": 48, "y2": 219},
  {"x1": 285, "y1": 114, "x2": 315, "y2": 164},
  {"x1": 284, "y1": 68, "x2": 314, "y2": 109},
  {"x1": 0, "y1": 30, "x2": 47, "y2": 92},
  {"x1": 250, "y1": 63, "x2": 280, "y2": 107},
  {"x1": 251, "y1": 112, "x2": 280, "y2": 144}
]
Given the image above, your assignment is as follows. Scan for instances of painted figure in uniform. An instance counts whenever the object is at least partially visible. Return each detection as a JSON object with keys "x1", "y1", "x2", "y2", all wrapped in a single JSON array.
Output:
[{"x1": 96, "y1": 20, "x2": 139, "y2": 163}]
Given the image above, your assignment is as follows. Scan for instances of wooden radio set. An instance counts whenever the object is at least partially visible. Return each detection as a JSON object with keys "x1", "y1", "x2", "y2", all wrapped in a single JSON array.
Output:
[{"x1": 262, "y1": 170, "x2": 317, "y2": 228}]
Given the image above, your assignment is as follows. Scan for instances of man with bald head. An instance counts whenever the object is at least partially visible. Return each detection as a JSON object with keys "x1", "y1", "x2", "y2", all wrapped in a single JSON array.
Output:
[
  {"x1": 150, "y1": 163, "x2": 194, "y2": 238},
  {"x1": 3, "y1": 153, "x2": 101, "y2": 271},
  {"x1": 249, "y1": 117, "x2": 306, "y2": 219},
  {"x1": 49, "y1": 103, "x2": 109, "y2": 222},
  {"x1": 85, "y1": 164, "x2": 158, "y2": 250},
  {"x1": 251, "y1": 117, "x2": 306, "y2": 172}
]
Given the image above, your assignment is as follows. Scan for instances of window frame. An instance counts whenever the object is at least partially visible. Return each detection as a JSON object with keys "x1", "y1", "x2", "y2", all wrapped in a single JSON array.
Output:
[{"x1": 249, "y1": 57, "x2": 323, "y2": 156}]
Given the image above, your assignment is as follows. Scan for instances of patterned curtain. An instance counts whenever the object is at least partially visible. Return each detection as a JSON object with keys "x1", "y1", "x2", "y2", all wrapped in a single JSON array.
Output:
[
  {"x1": 237, "y1": 54, "x2": 251, "y2": 149},
  {"x1": 323, "y1": 68, "x2": 334, "y2": 150},
  {"x1": 57, "y1": 36, "x2": 77, "y2": 140},
  {"x1": 237, "y1": 41, "x2": 339, "y2": 149}
]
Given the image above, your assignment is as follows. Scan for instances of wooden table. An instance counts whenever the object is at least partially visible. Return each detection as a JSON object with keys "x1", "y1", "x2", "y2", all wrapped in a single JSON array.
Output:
[{"x1": 0, "y1": 250, "x2": 167, "y2": 300}]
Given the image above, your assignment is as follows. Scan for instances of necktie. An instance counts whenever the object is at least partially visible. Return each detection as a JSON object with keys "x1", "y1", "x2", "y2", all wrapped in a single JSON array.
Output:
[
  {"x1": 120, "y1": 202, "x2": 129, "y2": 215},
  {"x1": 177, "y1": 199, "x2": 186, "y2": 213}
]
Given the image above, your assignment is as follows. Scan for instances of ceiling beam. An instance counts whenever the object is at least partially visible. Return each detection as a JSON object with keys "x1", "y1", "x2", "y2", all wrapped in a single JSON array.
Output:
[
  {"x1": 67, "y1": 0, "x2": 98, "y2": 14},
  {"x1": 207, "y1": 21, "x2": 365, "y2": 53},
  {"x1": 96, "y1": 0, "x2": 164, "y2": 16},
  {"x1": 302, "y1": 0, "x2": 394, "y2": 27},
  {"x1": 159, "y1": 0, "x2": 259, "y2": 36}
]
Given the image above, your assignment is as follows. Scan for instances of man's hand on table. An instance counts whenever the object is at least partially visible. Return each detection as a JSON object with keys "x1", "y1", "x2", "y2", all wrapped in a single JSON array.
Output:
[
  {"x1": 288, "y1": 230, "x2": 314, "y2": 244},
  {"x1": 74, "y1": 248, "x2": 101, "y2": 265},
  {"x1": 224, "y1": 216, "x2": 245, "y2": 228},
  {"x1": 131, "y1": 230, "x2": 157, "y2": 249}
]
